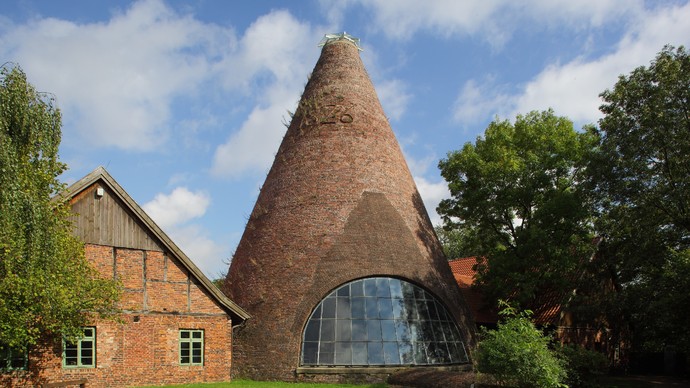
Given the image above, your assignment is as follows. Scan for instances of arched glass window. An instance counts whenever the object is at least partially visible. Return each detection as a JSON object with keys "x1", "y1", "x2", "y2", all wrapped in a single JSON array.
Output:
[{"x1": 301, "y1": 277, "x2": 468, "y2": 366}]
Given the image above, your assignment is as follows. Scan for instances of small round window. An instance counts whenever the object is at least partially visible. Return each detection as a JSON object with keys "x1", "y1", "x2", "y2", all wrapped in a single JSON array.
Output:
[{"x1": 301, "y1": 277, "x2": 468, "y2": 366}]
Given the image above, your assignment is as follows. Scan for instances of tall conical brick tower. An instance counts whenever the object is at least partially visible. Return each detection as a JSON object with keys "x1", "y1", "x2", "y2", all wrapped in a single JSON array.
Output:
[{"x1": 225, "y1": 33, "x2": 475, "y2": 382}]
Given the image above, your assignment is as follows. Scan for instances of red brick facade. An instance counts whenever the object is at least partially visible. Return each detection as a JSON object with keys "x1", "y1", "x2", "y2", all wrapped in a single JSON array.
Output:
[
  {"x1": 2, "y1": 169, "x2": 248, "y2": 387},
  {"x1": 226, "y1": 37, "x2": 475, "y2": 382}
]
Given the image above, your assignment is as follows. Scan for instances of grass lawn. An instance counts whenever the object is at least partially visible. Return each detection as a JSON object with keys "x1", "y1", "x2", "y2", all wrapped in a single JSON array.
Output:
[{"x1": 140, "y1": 380, "x2": 387, "y2": 388}]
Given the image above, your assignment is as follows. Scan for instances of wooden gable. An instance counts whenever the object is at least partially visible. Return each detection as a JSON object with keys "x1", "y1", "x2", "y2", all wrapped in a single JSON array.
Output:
[{"x1": 69, "y1": 181, "x2": 163, "y2": 251}]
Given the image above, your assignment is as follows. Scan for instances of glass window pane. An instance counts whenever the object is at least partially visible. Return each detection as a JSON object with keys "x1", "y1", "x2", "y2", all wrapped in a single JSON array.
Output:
[
  {"x1": 336, "y1": 297, "x2": 351, "y2": 319},
  {"x1": 311, "y1": 304, "x2": 322, "y2": 320},
  {"x1": 322, "y1": 296, "x2": 336, "y2": 318},
  {"x1": 10, "y1": 353, "x2": 26, "y2": 369},
  {"x1": 413, "y1": 342, "x2": 428, "y2": 364},
  {"x1": 336, "y1": 320, "x2": 351, "y2": 341},
  {"x1": 83, "y1": 328, "x2": 94, "y2": 337},
  {"x1": 389, "y1": 278, "x2": 403, "y2": 298},
  {"x1": 351, "y1": 298, "x2": 365, "y2": 319},
  {"x1": 410, "y1": 321, "x2": 425, "y2": 342},
  {"x1": 352, "y1": 320, "x2": 367, "y2": 341},
  {"x1": 381, "y1": 320, "x2": 397, "y2": 341},
  {"x1": 417, "y1": 299, "x2": 430, "y2": 320},
  {"x1": 383, "y1": 342, "x2": 400, "y2": 365},
  {"x1": 319, "y1": 342, "x2": 334, "y2": 365},
  {"x1": 300, "y1": 277, "x2": 469, "y2": 367},
  {"x1": 64, "y1": 345, "x2": 78, "y2": 366},
  {"x1": 392, "y1": 298, "x2": 405, "y2": 319},
  {"x1": 367, "y1": 342, "x2": 384, "y2": 365},
  {"x1": 363, "y1": 278, "x2": 377, "y2": 296},
  {"x1": 378, "y1": 298, "x2": 394, "y2": 319},
  {"x1": 399, "y1": 341, "x2": 414, "y2": 364},
  {"x1": 406, "y1": 298, "x2": 420, "y2": 320},
  {"x1": 442, "y1": 324, "x2": 456, "y2": 343},
  {"x1": 365, "y1": 298, "x2": 378, "y2": 319},
  {"x1": 192, "y1": 331, "x2": 202, "y2": 339},
  {"x1": 337, "y1": 284, "x2": 350, "y2": 297},
  {"x1": 302, "y1": 342, "x2": 318, "y2": 364},
  {"x1": 366, "y1": 320, "x2": 381, "y2": 341},
  {"x1": 321, "y1": 319, "x2": 335, "y2": 342},
  {"x1": 352, "y1": 342, "x2": 368, "y2": 365},
  {"x1": 350, "y1": 280, "x2": 364, "y2": 296},
  {"x1": 449, "y1": 341, "x2": 468, "y2": 363},
  {"x1": 428, "y1": 342, "x2": 450, "y2": 364},
  {"x1": 426, "y1": 300, "x2": 439, "y2": 320},
  {"x1": 304, "y1": 319, "x2": 320, "y2": 342},
  {"x1": 401, "y1": 281, "x2": 415, "y2": 299},
  {"x1": 335, "y1": 342, "x2": 352, "y2": 365},
  {"x1": 180, "y1": 331, "x2": 190, "y2": 339},
  {"x1": 395, "y1": 320, "x2": 411, "y2": 342},
  {"x1": 376, "y1": 278, "x2": 391, "y2": 297},
  {"x1": 414, "y1": 287, "x2": 426, "y2": 300}
]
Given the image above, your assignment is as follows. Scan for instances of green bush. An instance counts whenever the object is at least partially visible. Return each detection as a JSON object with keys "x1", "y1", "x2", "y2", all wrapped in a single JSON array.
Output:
[
  {"x1": 558, "y1": 344, "x2": 609, "y2": 388},
  {"x1": 474, "y1": 302, "x2": 567, "y2": 387}
]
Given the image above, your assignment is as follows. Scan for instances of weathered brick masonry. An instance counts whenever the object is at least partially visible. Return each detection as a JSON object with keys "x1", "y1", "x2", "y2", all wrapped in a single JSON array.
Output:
[
  {"x1": 226, "y1": 36, "x2": 475, "y2": 382},
  {"x1": 4, "y1": 169, "x2": 248, "y2": 387}
]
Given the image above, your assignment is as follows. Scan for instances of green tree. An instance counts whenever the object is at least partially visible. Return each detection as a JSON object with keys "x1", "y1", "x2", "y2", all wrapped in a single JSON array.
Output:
[
  {"x1": 434, "y1": 225, "x2": 481, "y2": 260},
  {"x1": 438, "y1": 110, "x2": 598, "y2": 310},
  {"x1": 0, "y1": 65, "x2": 120, "y2": 350},
  {"x1": 474, "y1": 301, "x2": 567, "y2": 388},
  {"x1": 590, "y1": 45, "x2": 690, "y2": 353}
]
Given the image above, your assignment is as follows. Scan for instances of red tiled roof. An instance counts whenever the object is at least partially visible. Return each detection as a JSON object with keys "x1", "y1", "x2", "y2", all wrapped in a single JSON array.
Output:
[
  {"x1": 448, "y1": 257, "x2": 498, "y2": 325},
  {"x1": 448, "y1": 257, "x2": 562, "y2": 326}
]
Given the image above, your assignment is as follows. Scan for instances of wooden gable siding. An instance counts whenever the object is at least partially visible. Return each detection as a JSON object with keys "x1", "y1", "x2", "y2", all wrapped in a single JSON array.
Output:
[{"x1": 69, "y1": 182, "x2": 162, "y2": 252}]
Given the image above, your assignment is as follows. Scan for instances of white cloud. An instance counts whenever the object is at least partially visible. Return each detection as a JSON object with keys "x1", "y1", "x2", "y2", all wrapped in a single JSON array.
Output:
[
  {"x1": 348, "y1": 0, "x2": 640, "y2": 47},
  {"x1": 375, "y1": 79, "x2": 411, "y2": 121},
  {"x1": 453, "y1": 79, "x2": 513, "y2": 125},
  {"x1": 210, "y1": 11, "x2": 323, "y2": 178},
  {"x1": 0, "y1": 0, "x2": 236, "y2": 150},
  {"x1": 143, "y1": 186, "x2": 210, "y2": 230},
  {"x1": 511, "y1": 2, "x2": 690, "y2": 125},
  {"x1": 414, "y1": 175, "x2": 450, "y2": 226},
  {"x1": 142, "y1": 186, "x2": 226, "y2": 277},
  {"x1": 167, "y1": 224, "x2": 228, "y2": 278},
  {"x1": 446, "y1": 2, "x2": 690, "y2": 127}
]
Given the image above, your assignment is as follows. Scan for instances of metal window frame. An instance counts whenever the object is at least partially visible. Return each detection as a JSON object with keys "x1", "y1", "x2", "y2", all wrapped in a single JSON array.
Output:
[
  {"x1": 179, "y1": 329, "x2": 204, "y2": 366},
  {"x1": 62, "y1": 327, "x2": 96, "y2": 368},
  {"x1": 0, "y1": 344, "x2": 28, "y2": 371}
]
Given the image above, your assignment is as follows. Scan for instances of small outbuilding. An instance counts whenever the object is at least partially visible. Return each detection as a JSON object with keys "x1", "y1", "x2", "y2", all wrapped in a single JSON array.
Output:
[{"x1": 3, "y1": 167, "x2": 249, "y2": 387}]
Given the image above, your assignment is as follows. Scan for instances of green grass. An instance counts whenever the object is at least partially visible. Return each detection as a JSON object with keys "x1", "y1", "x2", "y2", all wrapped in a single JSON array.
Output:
[{"x1": 140, "y1": 380, "x2": 387, "y2": 388}]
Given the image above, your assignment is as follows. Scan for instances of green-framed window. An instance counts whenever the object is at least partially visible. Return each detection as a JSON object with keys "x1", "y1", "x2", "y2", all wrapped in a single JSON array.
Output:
[
  {"x1": 63, "y1": 327, "x2": 96, "y2": 368},
  {"x1": 179, "y1": 329, "x2": 204, "y2": 366},
  {"x1": 0, "y1": 344, "x2": 28, "y2": 371}
]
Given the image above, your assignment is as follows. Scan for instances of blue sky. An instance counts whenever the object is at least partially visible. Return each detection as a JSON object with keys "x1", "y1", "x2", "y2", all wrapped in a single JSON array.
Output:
[{"x1": 2, "y1": 0, "x2": 689, "y2": 278}]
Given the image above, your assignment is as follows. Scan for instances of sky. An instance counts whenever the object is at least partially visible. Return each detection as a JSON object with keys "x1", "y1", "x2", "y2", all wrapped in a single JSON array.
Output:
[{"x1": 2, "y1": 0, "x2": 689, "y2": 278}]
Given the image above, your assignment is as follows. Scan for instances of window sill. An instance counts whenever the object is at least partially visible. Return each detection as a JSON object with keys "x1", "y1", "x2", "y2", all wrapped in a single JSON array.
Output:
[{"x1": 296, "y1": 364, "x2": 471, "y2": 375}]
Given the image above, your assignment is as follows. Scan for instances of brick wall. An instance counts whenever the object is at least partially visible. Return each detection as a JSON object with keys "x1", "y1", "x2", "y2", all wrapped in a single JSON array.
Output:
[
  {"x1": 226, "y1": 40, "x2": 475, "y2": 382},
  {"x1": 4, "y1": 244, "x2": 233, "y2": 387}
]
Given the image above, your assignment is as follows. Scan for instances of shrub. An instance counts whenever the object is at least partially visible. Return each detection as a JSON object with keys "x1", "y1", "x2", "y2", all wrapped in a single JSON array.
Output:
[
  {"x1": 558, "y1": 344, "x2": 609, "y2": 388},
  {"x1": 474, "y1": 302, "x2": 567, "y2": 387}
]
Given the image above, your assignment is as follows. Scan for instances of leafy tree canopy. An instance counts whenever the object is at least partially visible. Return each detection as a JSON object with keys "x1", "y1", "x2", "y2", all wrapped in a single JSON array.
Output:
[
  {"x1": 0, "y1": 65, "x2": 120, "y2": 349},
  {"x1": 590, "y1": 45, "x2": 690, "y2": 352},
  {"x1": 438, "y1": 109, "x2": 598, "y2": 309}
]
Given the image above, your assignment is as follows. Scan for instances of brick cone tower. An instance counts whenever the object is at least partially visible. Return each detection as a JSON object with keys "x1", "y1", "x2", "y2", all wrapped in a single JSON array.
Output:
[{"x1": 225, "y1": 34, "x2": 475, "y2": 381}]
